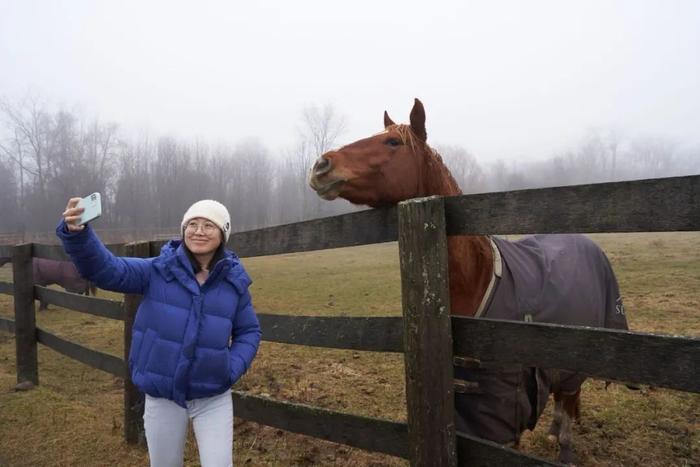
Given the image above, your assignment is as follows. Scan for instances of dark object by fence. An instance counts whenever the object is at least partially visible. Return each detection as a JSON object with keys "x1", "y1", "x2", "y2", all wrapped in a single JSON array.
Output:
[{"x1": 12, "y1": 244, "x2": 38, "y2": 386}]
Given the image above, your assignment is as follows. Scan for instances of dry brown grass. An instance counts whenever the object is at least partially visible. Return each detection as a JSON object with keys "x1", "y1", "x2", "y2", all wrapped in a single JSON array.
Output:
[{"x1": 0, "y1": 232, "x2": 698, "y2": 466}]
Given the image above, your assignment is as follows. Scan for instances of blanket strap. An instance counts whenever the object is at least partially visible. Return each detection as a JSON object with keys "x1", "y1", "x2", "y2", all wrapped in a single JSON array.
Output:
[{"x1": 474, "y1": 237, "x2": 502, "y2": 318}]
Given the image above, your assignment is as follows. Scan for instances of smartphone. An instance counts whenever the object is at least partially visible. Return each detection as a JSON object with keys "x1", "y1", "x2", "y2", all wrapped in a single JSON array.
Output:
[{"x1": 77, "y1": 192, "x2": 102, "y2": 226}]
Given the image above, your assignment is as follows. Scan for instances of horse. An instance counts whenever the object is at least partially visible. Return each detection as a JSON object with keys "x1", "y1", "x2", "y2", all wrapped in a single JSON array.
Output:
[
  {"x1": 0, "y1": 256, "x2": 97, "y2": 310},
  {"x1": 308, "y1": 98, "x2": 629, "y2": 465}
]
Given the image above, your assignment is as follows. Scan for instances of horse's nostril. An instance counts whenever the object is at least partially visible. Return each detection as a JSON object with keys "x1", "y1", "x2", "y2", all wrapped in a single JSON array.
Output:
[{"x1": 313, "y1": 157, "x2": 332, "y2": 176}]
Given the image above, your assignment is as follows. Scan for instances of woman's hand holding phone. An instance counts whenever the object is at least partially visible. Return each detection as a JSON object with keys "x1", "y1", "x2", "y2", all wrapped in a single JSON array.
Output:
[{"x1": 62, "y1": 197, "x2": 85, "y2": 232}]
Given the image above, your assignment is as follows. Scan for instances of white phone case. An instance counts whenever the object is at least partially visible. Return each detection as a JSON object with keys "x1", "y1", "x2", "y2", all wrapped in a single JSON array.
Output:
[{"x1": 77, "y1": 192, "x2": 102, "y2": 225}]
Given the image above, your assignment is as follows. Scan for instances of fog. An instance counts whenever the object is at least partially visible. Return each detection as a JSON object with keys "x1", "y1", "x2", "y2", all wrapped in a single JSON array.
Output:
[{"x1": 1, "y1": 1, "x2": 699, "y2": 235}]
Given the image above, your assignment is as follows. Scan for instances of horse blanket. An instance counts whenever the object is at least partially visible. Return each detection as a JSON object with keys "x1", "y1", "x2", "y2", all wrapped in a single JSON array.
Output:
[{"x1": 454, "y1": 234, "x2": 629, "y2": 443}]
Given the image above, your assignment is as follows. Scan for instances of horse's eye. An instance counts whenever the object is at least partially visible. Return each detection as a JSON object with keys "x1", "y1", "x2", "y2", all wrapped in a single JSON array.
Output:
[{"x1": 385, "y1": 138, "x2": 402, "y2": 147}]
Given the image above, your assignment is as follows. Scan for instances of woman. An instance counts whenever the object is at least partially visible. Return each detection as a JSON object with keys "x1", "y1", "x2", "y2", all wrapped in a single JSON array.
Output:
[{"x1": 57, "y1": 198, "x2": 261, "y2": 467}]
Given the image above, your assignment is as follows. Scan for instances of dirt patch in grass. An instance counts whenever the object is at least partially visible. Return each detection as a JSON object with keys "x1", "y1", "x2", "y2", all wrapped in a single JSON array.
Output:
[{"x1": 0, "y1": 232, "x2": 698, "y2": 466}]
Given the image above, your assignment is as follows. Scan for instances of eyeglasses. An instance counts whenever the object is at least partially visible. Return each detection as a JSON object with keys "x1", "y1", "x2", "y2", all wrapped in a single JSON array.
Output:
[{"x1": 185, "y1": 221, "x2": 218, "y2": 235}]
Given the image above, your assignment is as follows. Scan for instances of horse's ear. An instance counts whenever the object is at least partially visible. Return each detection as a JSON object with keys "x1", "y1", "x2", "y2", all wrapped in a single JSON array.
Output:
[
  {"x1": 384, "y1": 111, "x2": 395, "y2": 128},
  {"x1": 409, "y1": 98, "x2": 427, "y2": 141}
]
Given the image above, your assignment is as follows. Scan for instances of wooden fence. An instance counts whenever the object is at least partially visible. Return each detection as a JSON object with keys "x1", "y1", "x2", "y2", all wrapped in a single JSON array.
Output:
[{"x1": 0, "y1": 174, "x2": 699, "y2": 466}]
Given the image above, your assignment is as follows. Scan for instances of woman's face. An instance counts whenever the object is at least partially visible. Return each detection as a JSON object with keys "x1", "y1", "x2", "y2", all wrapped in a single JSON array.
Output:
[{"x1": 183, "y1": 217, "x2": 222, "y2": 256}]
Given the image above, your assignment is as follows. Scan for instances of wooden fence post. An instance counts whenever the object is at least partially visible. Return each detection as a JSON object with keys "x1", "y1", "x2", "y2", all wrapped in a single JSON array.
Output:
[
  {"x1": 13, "y1": 243, "x2": 38, "y2": 388},
  {"x1": 123, "y1": 241, "x2": 150, "y2": 446},
  {"x1": 398, "y1": 196, "x2": 456, "y2": 467}
]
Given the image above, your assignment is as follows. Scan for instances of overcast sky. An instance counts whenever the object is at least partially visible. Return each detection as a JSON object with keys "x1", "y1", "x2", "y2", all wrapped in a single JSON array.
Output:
[{"x1": 2, "y1": 0, "x2": 699, "y2": 163}]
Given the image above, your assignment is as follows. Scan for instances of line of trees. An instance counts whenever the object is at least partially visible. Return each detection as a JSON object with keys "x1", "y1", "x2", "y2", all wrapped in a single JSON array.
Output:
[
  {"x1": 0, "y1": 96, "x2": 354, "y2": 236},
  {"x1": 1, "y1": 94, "x2": 698, "y2": 236}
]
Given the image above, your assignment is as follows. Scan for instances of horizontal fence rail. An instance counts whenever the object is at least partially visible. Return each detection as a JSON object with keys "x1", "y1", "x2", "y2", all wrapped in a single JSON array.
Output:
[
  {"x1": 453, "y1": 317, "x2": 700, "y2": 393},
  {"x1": 456, "y1": 432, "x2": 561, "y2": 467},
  {"x1": 32, "y1": 243, "x2": 128, "y2": 262},
  {"x1": 226, "y1": 207, "x2": 399, "y2": 258},
  {"x1": 257, "y1": 314, "x2": 403, "y2": 352},
  {"x1": 34, "y1": 286, "x2": 124, "y2": 321},
  {"x1": 36, "y1": 327, "x2": 125, "y2": 378},
  {"x1": 153, "y1": 206, "x2": 400, "y2": 258},
  {"x1": 4, "y1": 176, "x2": 699, "y2": 261},
  {"x1": 232, "y1": 390, "x2": 408, "y2": 459},
  {"x1": 231, "y1": 391, "x2": 565, "y2": 465},
  {"x1": 446, "y1": 175, "x2": 700, "y2": 235}
]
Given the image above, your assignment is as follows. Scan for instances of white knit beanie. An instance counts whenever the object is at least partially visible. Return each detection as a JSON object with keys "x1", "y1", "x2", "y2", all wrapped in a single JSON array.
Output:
[{"x1": 181, "y1": 200, "x2": 231, "y2": 242}]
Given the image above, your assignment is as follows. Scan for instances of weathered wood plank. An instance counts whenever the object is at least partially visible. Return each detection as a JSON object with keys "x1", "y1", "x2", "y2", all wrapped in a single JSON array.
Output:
[
  {"x1": 445, "y1": 175, "x2": 700, "y2": 235},
  {"x1": 456, "y1": 432, "x2": 561, "y2": 466},
  {"x1": 0, "y1": 317, "x2": 15, "y2": 333},
  {"x1": 33, "y1": 242, "x2": 128, "y2": 261},
  {"x1": 123, "y1": 241, "x2": 149, "y2": 445},
  {"x1": 34, "y1": 286, "x2": 124, "y2": 321},
  {"x1": 257, "y1": 314, "x2": 403, "y2": 352},
  {"x1": 221, "y1": 206, "x2": 398, "y2": 258},
  {"x1": 36, "y1": 327, "x2": 125, "y2": 377},
  {"x1": 452, "y1": 317, "x2": 700, "y2": 393},
  {"x1": 13, "y1": 244, "x2": 38, "y2": 385},
  {"x1": 231, "y1": 390, "x2": 408, "y2": 459},
  {"x1": 143, "y1": 207, "x2": 398, "y2": 258},
  {"x1": 398, "y1": 196, "x2": 457, "y2": 467},
  {"x1": 0, "y1": 281, "x2": 13, "y2": 296}
]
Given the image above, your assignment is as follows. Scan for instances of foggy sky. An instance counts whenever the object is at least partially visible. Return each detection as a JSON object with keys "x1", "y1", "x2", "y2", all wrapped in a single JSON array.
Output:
[{"x1": 2, "y1": 0, "x2": 699, "y2": 163}]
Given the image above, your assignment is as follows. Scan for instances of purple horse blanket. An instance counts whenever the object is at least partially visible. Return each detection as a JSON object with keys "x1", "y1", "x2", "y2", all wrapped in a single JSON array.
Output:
[{"x1": 454, "y1": 234, "x2": 629, "y2": 443}]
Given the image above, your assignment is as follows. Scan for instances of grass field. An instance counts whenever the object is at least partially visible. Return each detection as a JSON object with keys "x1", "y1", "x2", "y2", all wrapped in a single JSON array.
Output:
[{"x1": 0, "y1": 232, "x2": 698, "y2": 466}]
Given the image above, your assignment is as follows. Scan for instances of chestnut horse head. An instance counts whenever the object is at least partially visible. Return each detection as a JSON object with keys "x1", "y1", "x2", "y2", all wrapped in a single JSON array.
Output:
[{"x1": 309, "y1": 98, "x2": 462, "y2": 207}]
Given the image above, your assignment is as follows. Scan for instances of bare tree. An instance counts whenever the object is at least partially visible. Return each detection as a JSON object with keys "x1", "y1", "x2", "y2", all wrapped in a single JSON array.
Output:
[
  {"x1": 0, "y1": 95, "x2": 53, "y2": 221},
  {"x1": 295, "y1": 103, "x2": 348, "y2": 219},
  {"x1": 0, "y1": 158, "x2": 19, "y2": 232},
  {"x1": 434, "y1": 144, "x2": 485, "y2": 193},
  {"x1": 625, "y1": 136, "x2": 676, "y2": 178}
]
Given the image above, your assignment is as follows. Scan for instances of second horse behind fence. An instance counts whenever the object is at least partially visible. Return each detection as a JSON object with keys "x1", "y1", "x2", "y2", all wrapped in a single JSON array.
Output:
[{"x1": 0, "y1": 257, "x2": 96, "y2": 310}]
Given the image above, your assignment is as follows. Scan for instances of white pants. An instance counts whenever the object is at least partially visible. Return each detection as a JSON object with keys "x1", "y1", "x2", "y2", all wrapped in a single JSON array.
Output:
[{"x1": 143, "y1": 389, "x2": 233, "y2": 467}]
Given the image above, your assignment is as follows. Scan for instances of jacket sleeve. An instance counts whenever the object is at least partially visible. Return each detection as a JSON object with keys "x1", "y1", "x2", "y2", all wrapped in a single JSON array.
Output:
[
  {"x1": 229, "y1": 288, "x2": 262, "y2": 385},
  {"x1": 55, "y1": 220, "x2": 152, "y2": 295}
]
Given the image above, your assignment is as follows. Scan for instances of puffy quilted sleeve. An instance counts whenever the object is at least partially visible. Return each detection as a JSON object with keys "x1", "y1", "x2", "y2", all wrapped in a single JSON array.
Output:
[
  {"x1": 228, "y1": 270, "x2": 262, "y2": 384},
  {"x1": 55, "y1": 220, "x2": 152, "y2": 295}
]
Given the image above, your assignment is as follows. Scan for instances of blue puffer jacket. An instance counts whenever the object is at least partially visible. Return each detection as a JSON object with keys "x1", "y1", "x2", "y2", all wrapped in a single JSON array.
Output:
[{"x1": 56, "y1": 221, "x2": 261, "y2": 408}]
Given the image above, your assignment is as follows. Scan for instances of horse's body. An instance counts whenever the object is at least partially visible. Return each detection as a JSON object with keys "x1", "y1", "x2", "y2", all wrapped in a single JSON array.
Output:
[
  {"x1": 309, "y1": 99, "x2": 628, "y2": 464},
  {"x1": 1, "y1": 256, "x2": 96, "y2": 310}
]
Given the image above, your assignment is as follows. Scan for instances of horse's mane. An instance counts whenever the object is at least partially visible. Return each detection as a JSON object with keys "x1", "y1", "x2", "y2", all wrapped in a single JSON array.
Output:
[{"x1": 393, "y1": 124, "x2": 463, "y2": 196}]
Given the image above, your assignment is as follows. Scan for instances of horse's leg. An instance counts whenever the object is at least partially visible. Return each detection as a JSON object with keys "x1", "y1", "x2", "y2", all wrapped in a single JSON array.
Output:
[
  {"x1": 547, "y1": 391, "x2": 563, "y2": 443},
  {"x1": 557, "y1": 389, "x2": 581, "y2": 466}
]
